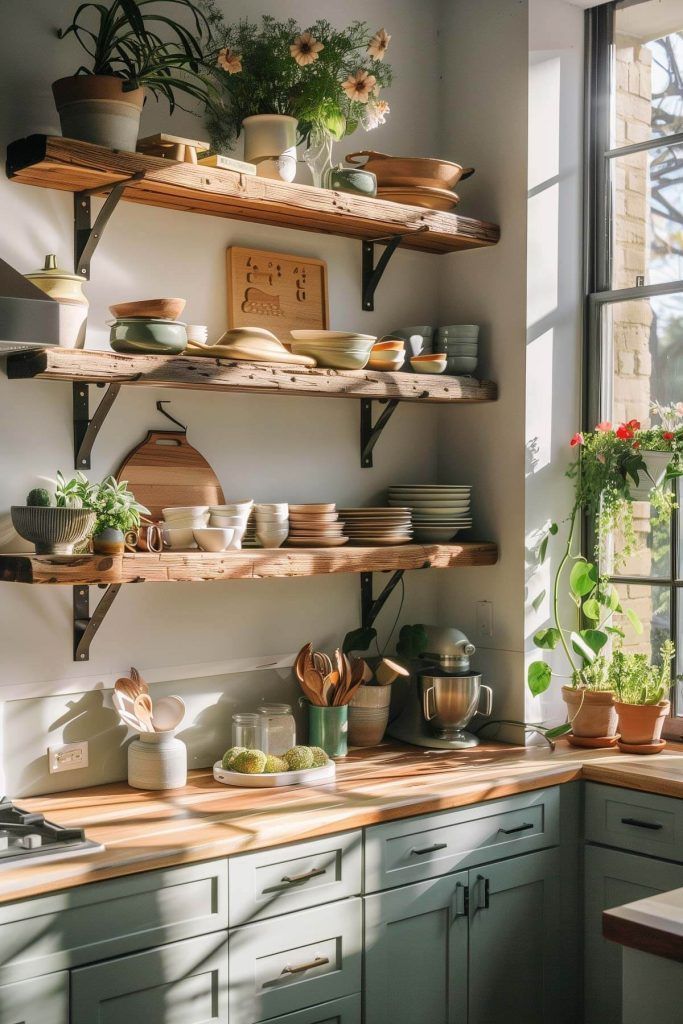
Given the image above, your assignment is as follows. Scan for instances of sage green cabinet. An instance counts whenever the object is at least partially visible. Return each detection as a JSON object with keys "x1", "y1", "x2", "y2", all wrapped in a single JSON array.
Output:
[
  {"x1": 263, "y1": 995, "x2": 361, "y2": 1024},
  {"x1": 584, "y1": 844, "x2": 683, "y2": 1024},
  {"x1": 70, "y1": 931, "x2": 228, "y2": 1024},
  {"x1": 0, "y1": 972, "x2": 68, "y2": 1024},
  {"x1": 364, "y1": 848, "x2": 560, "y2": 1024}
]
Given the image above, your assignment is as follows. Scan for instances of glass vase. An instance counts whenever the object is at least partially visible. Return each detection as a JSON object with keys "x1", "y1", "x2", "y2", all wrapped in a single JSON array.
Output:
[{"x1": 304, "y1": 130, "x2": 334, "y2": 189}]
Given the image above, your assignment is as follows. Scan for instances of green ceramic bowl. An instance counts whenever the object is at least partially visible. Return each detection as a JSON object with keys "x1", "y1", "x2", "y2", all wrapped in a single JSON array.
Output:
[{"x1": 109, "y1": 318, "x2": 188, "y2": 355}]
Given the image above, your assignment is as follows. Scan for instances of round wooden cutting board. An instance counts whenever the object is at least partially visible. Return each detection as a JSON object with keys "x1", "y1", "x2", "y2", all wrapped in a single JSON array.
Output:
[{"x1": 116, "y1": 430, "x2": 225, "y2": 522}]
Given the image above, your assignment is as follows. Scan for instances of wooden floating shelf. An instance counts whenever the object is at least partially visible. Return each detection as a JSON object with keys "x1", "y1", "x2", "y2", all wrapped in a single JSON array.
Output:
[
  {"x1": 5, "y1": 347, "x2": 497, "y2": 404},
  {"x1": 6, "y1": 136, "x2": 500, "y2": 255},
  {"x1": 0, "y1": 544, "x2": 498, "y2": 586}
]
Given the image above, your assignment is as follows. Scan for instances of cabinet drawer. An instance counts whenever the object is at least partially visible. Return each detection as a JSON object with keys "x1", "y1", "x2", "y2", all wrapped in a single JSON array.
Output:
[
  {"x1": 261, "y1": 995, "x2": 361, "y2": 1024},
  {"x1": 0, "y1": 972, "x2": 68, "y2": 1024},
  {"x1": 229, "y1": 831, "x2": 362, "y2": 925},
  {"x1": 229, "y1": 899, "x2": 362, "y2": 1024},
  {"x1": 585, "y1": 783, "x2": 683, "y2": 862},
  {"x1": 71, "y1": 931, "x2": 228, "y2": 1024},
  {"x1": 364, "y1": 788, "x2": 559, "y2": 892},
  {"x1": 0, "y1": 859, "x2": 227, "y2": 985}
]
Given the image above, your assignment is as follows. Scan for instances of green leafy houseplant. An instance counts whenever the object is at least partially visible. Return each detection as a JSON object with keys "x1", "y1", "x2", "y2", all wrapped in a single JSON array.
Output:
[
  {"x1": 609, "y1": 640, "x2": 675, "y2": 707},
  {"x1": 56, "y1": 471, "x2": 148, "y2": 535},
  {"x1": 198, "y1": 11, "x2": 393, "y2": 151}
]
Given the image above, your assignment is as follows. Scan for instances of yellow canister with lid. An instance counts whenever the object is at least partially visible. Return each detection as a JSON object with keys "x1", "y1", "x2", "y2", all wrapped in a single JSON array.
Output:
[{"x1": 25, "y1": 255, "x2": 88, "y2": 349}]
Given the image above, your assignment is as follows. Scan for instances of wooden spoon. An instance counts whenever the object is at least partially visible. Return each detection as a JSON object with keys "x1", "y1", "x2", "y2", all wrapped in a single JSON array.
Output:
[
  {"x1": 129, "y1": 666, "x2": 149, "y2": 693},
  {"x1": 114, "y1": 676, "x2": 144, "y2": 702},
  {"x1": 133, "y1": 693, "x2": 155, "y2": 732},
  {"x1": 303, "y1": 667, "x2": 325, "y2": 706}
]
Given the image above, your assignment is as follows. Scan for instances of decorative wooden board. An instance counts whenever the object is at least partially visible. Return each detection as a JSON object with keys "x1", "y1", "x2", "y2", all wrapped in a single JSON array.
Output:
[
  {"x1": 5, "y1": 349, "x2": 498, "y2": 404},
  {"x1": 227, "y1": 246, "x2": 328, "y2": 341},
  {"x1": 116, "y1": 430, "x2": 224, "y2": 522}
]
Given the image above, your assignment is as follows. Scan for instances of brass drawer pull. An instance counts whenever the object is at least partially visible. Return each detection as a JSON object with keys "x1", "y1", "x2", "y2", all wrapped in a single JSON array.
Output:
[
  {"x1": 281, "y1": 867, "x2": 327, "y2": 884},
  {"x1": 498, "y1": 822, "x2": 535, "y2": 835},
  {"x1": 410, "y1": 842, "x2": 448, "y2": 856},
  {"x1": 620, "y1": 817, "x2": 663, "y2": 831},
  {"x1": 282, "y1": 955, "x2": 330, "y2": 975}
]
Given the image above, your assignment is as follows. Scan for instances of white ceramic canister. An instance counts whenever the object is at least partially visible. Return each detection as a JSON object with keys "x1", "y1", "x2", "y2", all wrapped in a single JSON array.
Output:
[
  {"x1": 25, "y1": 255, "x2": 88, "y2": 349},
  {"x1": 242, "y1": 114, "x2": 298, "y2": 182},
  {"x1": 128, "y1": 731, "x2": 187, "y2": 790}
]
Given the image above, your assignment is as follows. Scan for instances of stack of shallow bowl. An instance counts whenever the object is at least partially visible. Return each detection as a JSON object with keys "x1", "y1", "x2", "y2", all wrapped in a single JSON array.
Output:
[
  {"x1": 289, "y1": 331, "x2": 375, "y2": 370},
  {"x1": 108, "y1": 298, "x2": 188, "y2": 355},
  {"x1": 338, "y1": 507, "x2": 413, "y2": 545},
  {"x1": 254, "y1": 503, "x2": 289, "y2": 549},
  {"x1": 287, "y1": 504, "x2": 348, "y2": 547},
  {"x1": 162, "y1": 505, "x2": 209, "y2": 549},
  {"x1": 344, "y1": 153, "x2": 474, "y2": 212},
  {"x1": 367, "y1": 340, "x2": 405, "y2": 372},
  {"x1": 387, "y1": 485, "x2": 472, "y2": 542},
  {"x1": 434, "y1": 325, "x2": 479, "y2": 375},
  {"x1": 208, "y1": 500, "x2": 253, "y2": 549}
]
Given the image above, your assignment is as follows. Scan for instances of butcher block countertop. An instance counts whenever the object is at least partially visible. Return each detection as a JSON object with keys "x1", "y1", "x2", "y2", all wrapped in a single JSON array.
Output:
[
  {"x1": 6, "y1": 740, "x2": 683, "y2": 905},
  {"x1": 603, "y1": 886, "x2": 683, "y2": 963}
]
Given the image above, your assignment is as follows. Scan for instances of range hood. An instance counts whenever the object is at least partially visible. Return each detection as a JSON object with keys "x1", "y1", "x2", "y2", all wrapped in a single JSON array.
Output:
[{"x1": 0, "y1": 256, "x2": 59, "y2": 355}]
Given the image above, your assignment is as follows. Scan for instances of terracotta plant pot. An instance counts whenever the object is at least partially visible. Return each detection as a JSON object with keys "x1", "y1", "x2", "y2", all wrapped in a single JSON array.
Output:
[
  {"x1": 615, "y1": 700, "x2": 670, "y2": 746},
  {"x1": 93, "y1": 527, "x2": 125, "y2": 556},
  {"x1": 348, "y1": 685, "x2": 391, "y2": 747},
  {"x1": 52, "y1": 75, "x2": 144, "y2": 152},
  {"x1": 562, "y1": 686, "x2": 617, "y2": 740}
]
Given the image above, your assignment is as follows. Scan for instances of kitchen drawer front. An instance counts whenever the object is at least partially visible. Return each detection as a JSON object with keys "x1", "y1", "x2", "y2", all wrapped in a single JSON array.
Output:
[
  {"x1": 71, "y1": 931, "x2": 228, "y2": 1024},
  {"x1": 261, "y1": 994, "x2": 361, "y2": 1024},
  {"x1": 364, "y1": 787, "x2": 560, "y2": 892},
  {"x1": 0, "y1": 858, "x2": 227, "y2": 985},
  {"x1": 0, "y1": 971, "x2": 69, "y2": 1024},
  {"x1": 229, "y1": 831, "x2": 362, "y2": 925},
  {"x1": 229, "y1": 898, "x2": 362, "y2": 1024},
  {"x1": 585, "y1": 783, "x2": 683, "y2": 862}
]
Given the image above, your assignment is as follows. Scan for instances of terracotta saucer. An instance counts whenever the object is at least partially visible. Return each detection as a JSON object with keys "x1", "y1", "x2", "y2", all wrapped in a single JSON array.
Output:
[
  {"x1": 567, "y1": 733, "x2": 620, "y2": 749},
  {"x1": 617, "y1": 738, "x2": 666, "y2": 754}
]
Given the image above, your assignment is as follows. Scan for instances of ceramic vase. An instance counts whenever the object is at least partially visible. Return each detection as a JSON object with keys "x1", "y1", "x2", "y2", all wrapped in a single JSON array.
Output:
[
  {"x1": 25, "y1": 255, "x2": 89, "y2": 349},
  {"x1": 128, "y1": 731, "x2": 187, "y2": 790},
  {"x1": 242, "y1": 114, "x2": 298, "y2": 182},
  {"x1": 92, "y1": 527, "x2": 125, "y2": 556},
  {"x1": 348, "y1": 685, "x2": 391, "y2": 747},
  {"x1": 562, "y1": 686, "x2": 618, "y2": 745},
  {"x1": 628, "y1": 451, "x2": 673, "y2": 499},
  {"x1": 308, "y1": 704, "x2": 348, "y2": 758},
  {"x1": 52, "y1": 75, "x2": 144, "y2": 152}
]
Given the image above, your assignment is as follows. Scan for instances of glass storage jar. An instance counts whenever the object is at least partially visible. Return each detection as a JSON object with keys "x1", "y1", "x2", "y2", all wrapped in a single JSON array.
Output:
[
  {"x1": 257, "y1": 703, "x2": 296, "y2": 755},
  {"x1": 232, "y1": 713, "x2": 261, "y2": 750}
]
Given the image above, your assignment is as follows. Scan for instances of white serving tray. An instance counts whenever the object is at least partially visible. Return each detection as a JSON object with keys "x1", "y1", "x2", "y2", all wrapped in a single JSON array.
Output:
[{"x1": 213, "y1": 760, "x2": 336, "y2": 788}]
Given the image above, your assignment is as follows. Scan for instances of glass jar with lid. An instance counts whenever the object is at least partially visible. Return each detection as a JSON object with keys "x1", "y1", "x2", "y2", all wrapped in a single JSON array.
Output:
[
  {"x1": 231, "y1": 713, "x2": 261, "y2": 750},
  {"x1": 257, "y1": 703, "x2": 296, "y2": 755}
]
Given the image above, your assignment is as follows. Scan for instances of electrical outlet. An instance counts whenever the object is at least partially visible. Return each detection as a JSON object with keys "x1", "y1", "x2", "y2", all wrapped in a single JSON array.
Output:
[
  {"x1": 476, "y1": 600, "x2": 494, "y2": 639},
  {"x1": 48, "y1": 741, "x2": 89, "y2": 774}
]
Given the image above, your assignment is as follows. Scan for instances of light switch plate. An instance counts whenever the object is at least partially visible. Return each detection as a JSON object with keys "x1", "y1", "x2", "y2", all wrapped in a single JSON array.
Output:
[{"x1": 48, "y1": 741, "x2": 89, "y2": 774}]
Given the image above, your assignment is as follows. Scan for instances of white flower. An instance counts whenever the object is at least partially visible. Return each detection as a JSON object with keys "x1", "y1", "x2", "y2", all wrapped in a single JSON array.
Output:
[
  {"x1": 362, "y1": 98, "x2": 390, "y2": 130},
  {"x1": 367, "y1": 27, "x2": 391, "y2": 61}
]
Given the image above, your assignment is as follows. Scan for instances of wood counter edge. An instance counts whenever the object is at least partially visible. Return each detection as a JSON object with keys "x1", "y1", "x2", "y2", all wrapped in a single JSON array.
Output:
[{"x1": 603, "y1": 909, "x2": 683, "y2": 964}]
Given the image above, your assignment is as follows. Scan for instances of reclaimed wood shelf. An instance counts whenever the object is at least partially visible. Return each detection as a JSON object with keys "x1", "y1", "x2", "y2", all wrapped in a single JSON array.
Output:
[
  {"x1": 0, "y1": 543, "x2": 498, "y2": 586},
  {"x1": 6, "y1": 135, "x2": 500, "y2": 255},
  {"x1": 5, "y1": 347, "x2": 497, "y2": 404}
]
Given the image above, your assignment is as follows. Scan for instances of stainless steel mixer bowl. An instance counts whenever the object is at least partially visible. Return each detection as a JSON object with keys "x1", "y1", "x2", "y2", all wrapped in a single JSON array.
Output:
[{"x1": 418, "y1": 672, "x2": 493, "y2": 738}]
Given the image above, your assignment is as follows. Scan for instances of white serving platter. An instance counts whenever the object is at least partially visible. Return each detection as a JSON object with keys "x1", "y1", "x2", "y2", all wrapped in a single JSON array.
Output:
[{"x1": 213, "y1": 759, "x2": 336, "y2": 788}]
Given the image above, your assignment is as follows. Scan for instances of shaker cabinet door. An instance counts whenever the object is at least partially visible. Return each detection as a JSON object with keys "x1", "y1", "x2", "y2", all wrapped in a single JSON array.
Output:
[
  {"x1": 467, "y1": 848, "x2": 561, "y2": 1024},
  {"x1": 364, "y1": 872, "x2": 469, "y2": 1024},
  {"x1": 584, "y1": 845, "x2": 683, "y2": 1024},
  {"x1": 0, "y1": 972, "x2": 68, "y2": 1024}
]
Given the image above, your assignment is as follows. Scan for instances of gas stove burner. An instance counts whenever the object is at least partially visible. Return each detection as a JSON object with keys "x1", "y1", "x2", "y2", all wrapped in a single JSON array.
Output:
[{"x1": 0, "y1": 798, "x2": 102, "y2": 866}]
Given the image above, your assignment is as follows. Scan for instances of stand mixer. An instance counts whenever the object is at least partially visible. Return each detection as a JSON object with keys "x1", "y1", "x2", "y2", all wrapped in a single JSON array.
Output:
[{"x1": 387, "y1": 626, "x2": 493, "y2": 749}]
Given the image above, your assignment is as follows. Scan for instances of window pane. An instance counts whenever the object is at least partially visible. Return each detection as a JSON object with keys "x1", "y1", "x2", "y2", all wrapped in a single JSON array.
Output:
[
  {"x1": 611, "y1": 143, "x2": 683, "y2": 287},
  {"x1": 613, "y1": 582, "x2": 671, "y2": 659},
  {"x1": 607, "y1": 500, "x2": 671, "y2": 579},
  {"x1": 614, "y1": 4, "x2": 683, "y2": 144}
]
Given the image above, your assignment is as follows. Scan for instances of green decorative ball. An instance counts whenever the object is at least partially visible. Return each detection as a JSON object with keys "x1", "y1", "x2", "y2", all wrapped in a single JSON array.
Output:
[
  {"x1": 264, "y1": 754, "x2": 289, "y2": 774},
  {"x1": 26, "y1": 488, "x2": 52, "y2": 507},
  {"x1": 284, "y1": 745, "x2": 315, "y2": 771},
  {"x1": 221, "y1": 746, "x2": 246, "y2": 770},
  {"x1": 309, "y1": 746, "x2": 329, "y2": 767},
  {"x1": 232, "y1": 749, "x2": 267, "y2": 774}
]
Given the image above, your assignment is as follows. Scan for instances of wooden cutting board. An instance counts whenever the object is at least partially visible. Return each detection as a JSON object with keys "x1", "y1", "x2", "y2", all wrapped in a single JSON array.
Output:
[
  {"x1": 116, "y1": 431, "x2": 225, "y2": 522},
  {"x1": 227, "y1": 246, "x2": 328, "y2": 341}
]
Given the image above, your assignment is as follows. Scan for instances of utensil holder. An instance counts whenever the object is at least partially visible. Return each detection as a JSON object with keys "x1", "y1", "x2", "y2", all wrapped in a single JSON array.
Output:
[
  {"x1": 308, "y1": 704, "x2": 348, "y2": 758},
  {"x1": 348, "y1": 685, "x2": 391, "y2": 747},
  {"x1": 128, "y1": 731, "x2": 187, "y2": 790}
]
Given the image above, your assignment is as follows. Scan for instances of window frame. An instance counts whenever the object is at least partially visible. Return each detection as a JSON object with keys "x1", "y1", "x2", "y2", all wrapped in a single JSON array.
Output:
[{"x1": 584, "y1": 1, "x2": 683, "y2": 731}]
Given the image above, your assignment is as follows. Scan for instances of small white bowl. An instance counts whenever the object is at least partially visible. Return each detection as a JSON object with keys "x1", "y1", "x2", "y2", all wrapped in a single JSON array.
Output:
[
  {"x1": 186, "y1": 324, "x2": 208, "y2": 344},
  {"x1": 163, "y1": 527, "x2": 197, "y2": 549},
  {"x1": 255, "y1": 511, "x2": 289, "y2": 523},
  {"x1": 193, "y1": 527, "x2": 235, "y2": 552},
  {"x1": 411, "y1": 356, "x2": 448, "y2": 375},
  {"x1": 257, "y1": 529, "x2": 288, "y2": 549},
  {"x1": 163, "y1": 506, "x2": 209, "y2": 518},
  {"x1": 255, "y1": 503, "x2": 288, "y2": 515},
  {"x1": 210, "y1": 500, "x2": 253, "y2": 512},
  {"x1": 209, "y1": 514, "x2": 249, "y2": 529}
]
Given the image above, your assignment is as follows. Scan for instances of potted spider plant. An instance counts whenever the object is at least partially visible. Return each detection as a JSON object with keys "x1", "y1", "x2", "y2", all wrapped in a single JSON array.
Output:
[
  {"x1": 609, "y1": 641, "x2": 675, "y2": 753},
  {"x1": 54, "y1": 0, "x2": 216, "y2": 152},
  {"x1": 55, "y1": 471, "x2": 148, "y2": 555}
]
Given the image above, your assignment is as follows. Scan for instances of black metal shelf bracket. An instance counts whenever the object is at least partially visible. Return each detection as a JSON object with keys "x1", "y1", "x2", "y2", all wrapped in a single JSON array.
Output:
[
  {"x1": 361, "y1": 226, "x2": 429, "y2": 311},
  {"x1": 73, "y1": 382, "x2": 122, "y2": 470},
  {"x1": 74, "y1": 171, "x2": 146, "y2": 279},
  {"x1": 361, "y1": 570, "x2": 404, "y2": 630},
  {"x1": 360, "y1": 398, "x2": 399, "y2": 468},
  {"x1": 73, "y1": 584, "x2": 122, "y2": 661}
]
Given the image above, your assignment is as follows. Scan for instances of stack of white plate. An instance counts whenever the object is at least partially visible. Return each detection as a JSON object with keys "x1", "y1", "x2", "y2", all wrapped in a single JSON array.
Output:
[
  {"x1": 387, "y1": 485, "x2": 472, "y2": 542},
  {"x1": 338, "y1": 508, "x2": 413, "y2": 545}
]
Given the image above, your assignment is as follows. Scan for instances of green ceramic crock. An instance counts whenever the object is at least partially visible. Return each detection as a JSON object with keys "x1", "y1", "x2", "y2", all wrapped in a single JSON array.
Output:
[
  {"x1": 109, "y1": 318, "x2": 188, "y2": 355},
  {"x1": 307, "y1": 704, "x2": 348, "y2": 758}
]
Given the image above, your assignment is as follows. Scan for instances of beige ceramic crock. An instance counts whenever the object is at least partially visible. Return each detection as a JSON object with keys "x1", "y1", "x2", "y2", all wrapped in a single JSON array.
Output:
[
  {"x1": 348, "y1": 685, "x2": 392, "y2": 747},
  {"x1": 25, "y1": 255, "x2": 88, "y2": 349}
]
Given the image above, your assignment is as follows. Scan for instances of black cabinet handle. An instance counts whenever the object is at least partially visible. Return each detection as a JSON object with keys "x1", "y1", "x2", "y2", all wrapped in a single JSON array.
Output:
[
  {"x1": 498, "y1": 822, "x2": 535, "y2": 835},
  {"x1": 620, "y1": 817, "x2": 663, "y2": 831},
  {"x1": 410, "y1": 842, "x2": 448, "y2": 856},
  {"x1": 476, "y1": 874, "x2": 490, "y2": 909}
]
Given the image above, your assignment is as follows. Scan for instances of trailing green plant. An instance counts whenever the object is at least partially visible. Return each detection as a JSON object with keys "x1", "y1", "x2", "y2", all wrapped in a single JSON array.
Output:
[
  {"x1": 26, "y1": 488, "x2": 52, "y2": 508},
  {"x1": 198, "y1": 10, "x2": 393, "y2": 149},
  {"x1": 55, "y1": 471, "x2": 148, "y2": 533},
  {"x1": 57, "y1": 0, "x2": 218, "y2": 111},
  {"x1": 608, "y1": 639, "x2": 676, "y2": 706}
]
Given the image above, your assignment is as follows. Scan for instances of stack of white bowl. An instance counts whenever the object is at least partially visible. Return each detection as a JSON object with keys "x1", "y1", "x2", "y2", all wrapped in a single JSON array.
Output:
[
  {"x1": 208, "y1": 501, "x2": 253, "y2": 549},
  {"x1": 289, "y1": 331, "x2": 376, "y2": 370},
  {"x1": 254, "y1": 503, "x2": 289, "y2": 548},
  {"x1": 434, "y1": 325, "x2": 479, "y2": 375},
  {"x1": 162, "y1": 506, "x2": 209, "y2": 550},
  {"x1": 387, "y1": 484, "x2": 472, "y2": 542}
]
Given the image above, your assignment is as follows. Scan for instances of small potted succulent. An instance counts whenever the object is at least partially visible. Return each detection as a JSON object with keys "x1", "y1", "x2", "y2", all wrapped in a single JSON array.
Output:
[
  {"x1": 11, "y1": 486, "x2": 96, "y2": 555},
  {"x1": 54, "y1": 0, "x2": 216, "y2": 152},
  {"x1": 55, "y1": 471, "x2": 148, "y2": 555},
  {"x1": 609, "y1": 641, "x2": 676, "y2": 753}
]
